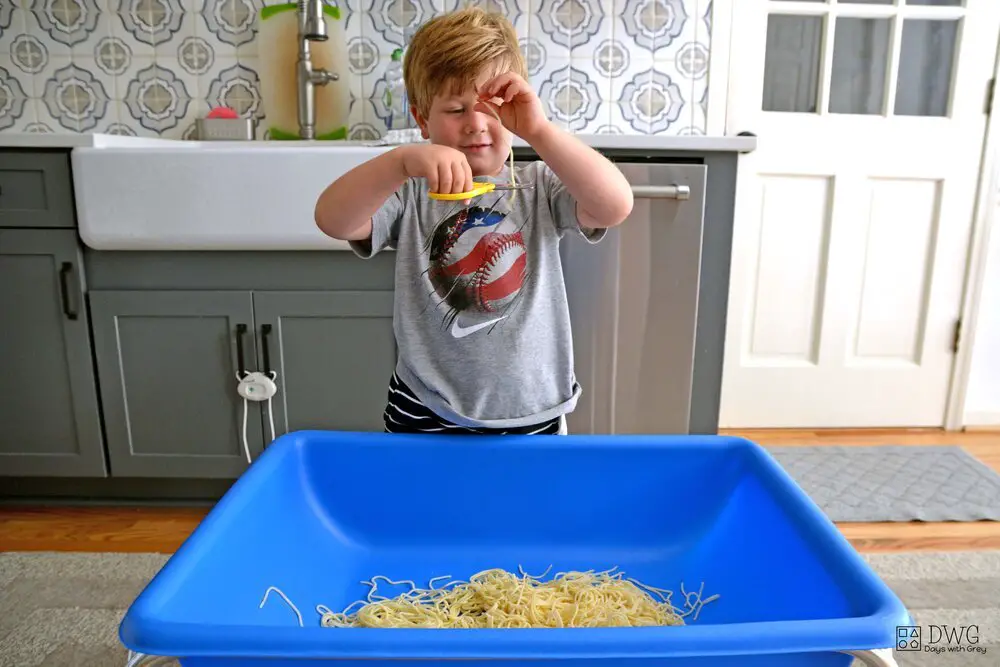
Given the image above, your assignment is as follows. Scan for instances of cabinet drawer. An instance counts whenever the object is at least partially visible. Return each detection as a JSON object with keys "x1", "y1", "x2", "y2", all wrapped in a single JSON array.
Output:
[{"x1": 0, "y1": 151, "x2": 76, "y2": 228}]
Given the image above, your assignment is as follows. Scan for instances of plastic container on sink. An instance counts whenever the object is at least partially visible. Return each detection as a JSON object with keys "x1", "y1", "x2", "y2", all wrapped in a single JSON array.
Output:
[{"x1": 119, "y1": 431, "x2": 910, "y2": 666}]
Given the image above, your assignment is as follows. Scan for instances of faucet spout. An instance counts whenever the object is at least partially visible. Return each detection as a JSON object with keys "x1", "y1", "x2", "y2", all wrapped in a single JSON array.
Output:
[
  {"x1": 298, "y1": 0, "x2": 328, "y2": 40},
  {"x1": 296, "y1": 0, "x2": 339, "y2": 139}
]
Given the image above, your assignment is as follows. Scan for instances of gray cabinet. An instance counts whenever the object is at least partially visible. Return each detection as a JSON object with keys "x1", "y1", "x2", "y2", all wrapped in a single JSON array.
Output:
[
  {"x1": 0, "y1": 229, "x2": 106, "y2": 476},
  {"x1": 0, "y1": 152, "x2": 76, "y2": 228},
  {"x1": 88, "y1": 289, "x2": 395, "y2": 478},
  {"x1": 89, "y1": 291, "x2": 263, "y2": 478},
  {"x1": 252, "y1": 291, "x2": 396, "y2": 437}
]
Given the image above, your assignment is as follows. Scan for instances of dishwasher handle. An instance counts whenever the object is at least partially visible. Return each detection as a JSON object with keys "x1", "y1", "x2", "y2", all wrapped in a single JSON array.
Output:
[{"x1": 631, "y1": 184, "x2": 690, "y2": 201}]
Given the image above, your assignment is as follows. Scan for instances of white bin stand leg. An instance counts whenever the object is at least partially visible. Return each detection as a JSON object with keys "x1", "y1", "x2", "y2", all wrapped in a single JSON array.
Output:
[
  {"x1": 843, "y1": 648, "x2": 899, "y2": 666},
  {"x1": 126, "y1": 650, "x2": 178, "y2": 666}
]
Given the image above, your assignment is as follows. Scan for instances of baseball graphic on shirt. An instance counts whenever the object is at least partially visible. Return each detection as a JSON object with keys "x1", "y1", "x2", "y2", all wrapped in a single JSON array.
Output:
[{"x1": 427, "y1": 205, "x2": 528, "y2": 337}]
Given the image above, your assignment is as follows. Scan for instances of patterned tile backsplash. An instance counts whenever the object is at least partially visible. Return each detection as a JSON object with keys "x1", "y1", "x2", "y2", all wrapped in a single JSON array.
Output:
[{"x1": 0, "y1": 0, "x2": 713, "y2": 139}]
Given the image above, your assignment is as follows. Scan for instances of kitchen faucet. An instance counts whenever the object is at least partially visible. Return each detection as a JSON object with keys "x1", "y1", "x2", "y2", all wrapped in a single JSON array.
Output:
[{"x1": 297, "y1": 0, "x2": 339, "y2": 139}]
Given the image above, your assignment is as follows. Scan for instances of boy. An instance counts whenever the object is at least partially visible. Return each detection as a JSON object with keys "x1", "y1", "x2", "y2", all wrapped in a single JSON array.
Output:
[{"x1": 314, "y1": 7, "x2": 633, "y2": 435}]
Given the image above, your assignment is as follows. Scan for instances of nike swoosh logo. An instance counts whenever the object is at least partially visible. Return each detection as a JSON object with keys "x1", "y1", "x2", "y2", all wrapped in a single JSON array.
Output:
[{"x1": 451, "y1": 315, "x2": 507, "y2": 338}]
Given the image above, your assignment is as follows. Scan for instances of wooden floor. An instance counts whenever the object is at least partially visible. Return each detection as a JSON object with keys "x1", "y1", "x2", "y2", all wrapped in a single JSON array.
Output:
[{"x1": 1, "y1": 429, "x2": 998, "y2": 554}]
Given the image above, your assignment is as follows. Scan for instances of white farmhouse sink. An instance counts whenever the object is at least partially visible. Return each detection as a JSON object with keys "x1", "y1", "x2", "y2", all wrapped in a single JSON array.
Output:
[{"x1": 72, "y1": 138, "x2": 394, "y2": 251}]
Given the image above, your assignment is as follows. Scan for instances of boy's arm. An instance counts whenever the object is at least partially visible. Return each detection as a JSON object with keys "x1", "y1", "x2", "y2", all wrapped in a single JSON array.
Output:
[
  {"x1": 314, "y1": 144, "x2": 474, "y2": 241},
  {"x1": 527, "y1": 123, "x2": 634, "y2": 230},
  {"x1": 315, "y1": 148, "x2": 408, "y2": 242},
  {"x1": 477, "y1": 73, "x2": 633, "y2": 229}
]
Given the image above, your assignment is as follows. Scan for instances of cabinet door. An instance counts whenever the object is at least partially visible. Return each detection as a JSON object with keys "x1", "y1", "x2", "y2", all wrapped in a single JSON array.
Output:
[
  {"x1": 0, "y1": 152, "x2": 76, "y2": 228},
  {"x1": 252, "y1": 291, "x2": 396, "y2": 436},
  {"x1": 0, "y1": 229, "x2": 106, "y2": 476},
  {"x1": 89, "y1": 291, "x2": 263, "y2": 478}
]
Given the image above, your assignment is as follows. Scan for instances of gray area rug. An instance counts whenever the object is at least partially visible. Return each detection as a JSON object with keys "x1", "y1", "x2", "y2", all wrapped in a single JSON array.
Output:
[
  {"x1": 765, "y1": 445, "x2": 1000, "y2": 522},
  {"x1": 1, "y1": 550, "x2": 998, "y2": 666}
]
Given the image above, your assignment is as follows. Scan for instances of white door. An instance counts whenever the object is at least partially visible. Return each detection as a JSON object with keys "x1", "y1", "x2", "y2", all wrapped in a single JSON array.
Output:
[{"x1": 719, "y1": 0, "x2": 1000, "y2": 428}]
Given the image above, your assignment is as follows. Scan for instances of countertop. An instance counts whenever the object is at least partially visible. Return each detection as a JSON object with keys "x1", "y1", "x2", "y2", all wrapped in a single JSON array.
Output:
[{"x1": 1, "y1": 132, "x2": 757, "y2": 153}]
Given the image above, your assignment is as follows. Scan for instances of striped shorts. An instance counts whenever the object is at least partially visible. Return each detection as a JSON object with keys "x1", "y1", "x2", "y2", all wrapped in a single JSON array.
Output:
[{"x1": 383, "y1": 372, "x2": 565, "y2": 435}]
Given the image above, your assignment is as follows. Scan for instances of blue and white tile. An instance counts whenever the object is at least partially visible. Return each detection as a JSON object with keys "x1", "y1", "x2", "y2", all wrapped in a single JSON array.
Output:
[
  {"x1": 114, "y1": 52, "x2": 152, "y2": 100},
  {"x1": 346, "y1": 73, "x2": 367, "y2": 138},
  {"x1": 0, "y1": 56, "x2": 33, "y2": 131},
  {"x1": 174, "y1": 31, "x2": 215, "y2": 79},
  {"x1": 69, "y1": 8, "x2": 115, "y2": 59},
  {"x1": 122, "y1": 60, "x2": 194, "y2": 133},
  {"x1": 530, "y1": 55, "x2": 565, "y2": 129},
  {"x1": 617, "y1": 0, "x2": 687, "y2": 57},
  {"x1": 201, "y1": 0, "x2": 262, "y2": 49},
  {"x1": 545, "y1": 61, "x2": 603, "y2": 132},
  {"x1": 9, "y1": 33, "x2": 50, "y2": 96},
  {"x1": 92, "y1": 97, "x2": 127, "y2": 132},
  {"x1": 111, "y1": 0, "x2": 155, "y2": 58},
  {"x1": 364, "y1": 56, "x2": 396, "y2": 131},
  {"x1": 151, "y1": 7, "x2": 197, "y2": 58},
  {"x1": 36, "y1": 56, "x2": 112, "y2": 131},
  {"x1": 520, "y1": 35, "x2": 548, "y2": 82},
  {"x1": 0, "y1": 2, "x2": 19, "y2": 48},
  {"x1": 535, "y1": 0, "x2": 606, "y2": 52},
  {"x1": 24, "y1": 6, "x2": 71, "y2": 60},
  {"x1": 73, "y1": 53, "x2": 118, "y2": 110},
  {"x1": 513, "y1": 0, "x2": 530, "y2": 42},
  {"x1": 369, "y1": 0, "x2": 435, "y2": 48},
  {"x1": 1, "y1": 8, "x2": 29, "y2": 56},
  {"x1": 527, "y1": 9, "x2": 568, "y2": 65},
  {"x1": 200, "y1": 55, "x2": 263, "y2": 118},
  {"x1": 609, "y1": 36, "x2": 649, "y2": 112},
  {"x1": 30, "y1": 0, "x2": 103, "y2": 50},
  {"x1": 157, "y1": 58, "x2": 199, "y2": 110},
  {"x1": 196, "y1": 51, "x2": 232, "y2": 103},
  {"x1": 573, "y1": 0, "x2": 612, "y2": 55},
  {"x1": 614, "y1": 63, "x2": 685, "y2": 134},
  {"x1": 359, "y1": 76, "x2": 386, "y2": 137}
]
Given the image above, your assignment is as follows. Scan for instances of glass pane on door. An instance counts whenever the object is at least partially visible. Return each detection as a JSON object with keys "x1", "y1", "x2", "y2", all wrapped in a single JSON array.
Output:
[
  {"x1": 829, "y1": 17, "x2": 891, "y2": 114},
  {"x1": 907, "y1": 0, "x2": 963, "y2": 6},
  {"x1": 762, "y1": 14, "x2": 824, "y2": 112},
  {"x1": 895, "y1": 19, "x2": 958, "y2": 116},
  {"x1": 840, "y1": 0, "x2": 892, "y2": 4}
]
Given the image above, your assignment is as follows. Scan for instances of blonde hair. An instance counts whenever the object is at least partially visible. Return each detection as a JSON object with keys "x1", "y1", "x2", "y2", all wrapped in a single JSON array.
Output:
[{"x1": 404, "y1": 6, "x2": 528, "y2": 117}]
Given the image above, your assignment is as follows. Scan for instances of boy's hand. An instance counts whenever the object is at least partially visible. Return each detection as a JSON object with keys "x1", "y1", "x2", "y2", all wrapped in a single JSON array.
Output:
[
  {"x1": 476, "y1": 73, "x2": 549, "y2": 142},
  {"x1": 398, "y1": 144, "x2": 474, "y2": 195}
]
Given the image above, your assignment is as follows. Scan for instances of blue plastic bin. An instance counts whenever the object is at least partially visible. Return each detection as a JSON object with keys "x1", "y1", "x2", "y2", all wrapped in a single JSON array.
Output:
[{"x1": 120, "y1": 431, "x2": 910, "y2": 666}]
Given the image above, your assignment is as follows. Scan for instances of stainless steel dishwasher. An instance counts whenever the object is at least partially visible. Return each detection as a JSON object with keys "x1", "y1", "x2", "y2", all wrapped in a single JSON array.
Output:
[{"x1": 556, "y1": 162, "x2": 708, "y2": 435}]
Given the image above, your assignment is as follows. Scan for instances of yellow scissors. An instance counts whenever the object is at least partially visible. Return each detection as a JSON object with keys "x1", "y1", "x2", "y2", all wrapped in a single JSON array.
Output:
[{"x1": 429, "y1": 181, "x2": 534, "y2": 201}]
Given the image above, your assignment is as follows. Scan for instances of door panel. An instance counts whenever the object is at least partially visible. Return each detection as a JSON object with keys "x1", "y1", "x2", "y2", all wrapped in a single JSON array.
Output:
[
  {"x1": 721, "y1": 0, "x2": 1000, "y2": 427},
  {"x1": 90, "y1": 291, "x2": 261, "y2": 478},
  {"x1": 0, "y1": 229, "x2": 106, "y2": 477},
  {"x1": 252, "y1": 291, "x2": 396, "y2": 437}
]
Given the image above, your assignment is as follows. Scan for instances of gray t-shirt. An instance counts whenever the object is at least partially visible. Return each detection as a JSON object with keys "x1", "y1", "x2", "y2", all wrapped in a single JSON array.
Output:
[{"x1": 350, "y1": 159, "x2": 605, "y2": 428}]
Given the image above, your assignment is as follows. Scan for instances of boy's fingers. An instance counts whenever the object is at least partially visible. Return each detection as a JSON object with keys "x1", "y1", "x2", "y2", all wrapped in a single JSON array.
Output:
[
  {"x1": 463, "y1": 160, "x2": 474, "y2": 192},
  {"x1": 474, "y1": 100, "x2": 502, "y2": 118},
  {"x1": 451, "y1": 161, "x2": 466, "y2": 194},
  {"x1": 437, "y1": 162, "x2": 452, "y2": 195}
]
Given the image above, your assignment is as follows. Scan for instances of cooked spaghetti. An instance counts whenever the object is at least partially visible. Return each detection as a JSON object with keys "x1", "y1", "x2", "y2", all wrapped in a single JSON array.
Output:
[{"x1": 309, "y1": 567, "x2": 719, "y2": 629}]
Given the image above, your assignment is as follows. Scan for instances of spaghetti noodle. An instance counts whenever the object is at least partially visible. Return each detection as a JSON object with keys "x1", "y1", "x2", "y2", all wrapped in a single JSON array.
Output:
[{"x1": 312, "y1": 567, "x2": 719, "y2": 629}]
